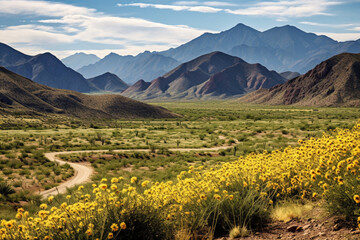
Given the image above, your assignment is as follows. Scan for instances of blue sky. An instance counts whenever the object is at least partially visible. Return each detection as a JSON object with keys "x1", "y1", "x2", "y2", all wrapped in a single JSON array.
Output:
[{"x1": 0, "y1": 0, "x2": 360, "y2": 59}]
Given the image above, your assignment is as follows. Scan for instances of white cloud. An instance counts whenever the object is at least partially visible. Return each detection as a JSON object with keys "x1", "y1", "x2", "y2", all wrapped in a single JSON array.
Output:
[
  {"x1": 0, "y1": 25, "x2": 74, "y2": 45},
  {"x1": 119, "y1": 3, "x2": 223, "y2": 13},
  {"x1": 0, "y1": 0, "x2": 96, "y2": 17},
  {"x1": 0, "y1": 0, "x2": 209, "y2": 57},
  {"x1": 349, "y1": 27, "x2": 360, "y2": 31},
  {"x1": 300, "y1": 21, "x2": 356, "y2": 28},
  {"x1": 225, "y1": 0, "x2": 342, "y2": 17},
  {"x1": 316, "y1": 32, "x2": 360, "y2": 41},
  {"x1": 38, "y1": 15, "x2": 208, "y2": 45}
]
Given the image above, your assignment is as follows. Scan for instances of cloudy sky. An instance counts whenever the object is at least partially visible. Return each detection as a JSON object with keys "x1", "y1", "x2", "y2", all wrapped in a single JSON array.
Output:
[{"x1": 0, "y1": 0, "x2": 360, "y2": 59}]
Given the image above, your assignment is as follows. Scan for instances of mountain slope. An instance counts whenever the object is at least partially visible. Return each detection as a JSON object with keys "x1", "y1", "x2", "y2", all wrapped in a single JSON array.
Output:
[
  {"x1": 78, "y1": 51, "x2": 180, "y2": 84},
  {"x1": 122, "y1": 51, "x2": 285, "y2": 100},
  {"x1": 0, "y1": 43, "x2": 97, "y2": 93},
  {"x1": 61, "y1": 53, "x2": 100, "y2": 71},
  {"x1": 87, "y1": 72, "x2": 128, "y2": 92},
  {"x1": 238, "y1": 53, "x2": 360, "y2": 107},
  {"x1": 0, "y1": 67, "x2": 176, "y2": 118},
  {"x1": 0, "y1": 43, "x2": 30, "y2": 66},
  {"x1": 197, "y1": 61, "x2": 285, "y2": 96},
  {"x1": 159, "y1": 24, "x2": 360, "y2": 73},
  {"x1": 123, "y1": 80, "x2": 151, "y2": 95}
]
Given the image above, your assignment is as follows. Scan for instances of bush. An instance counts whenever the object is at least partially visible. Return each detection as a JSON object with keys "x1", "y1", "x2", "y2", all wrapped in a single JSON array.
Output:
[
  {"x1": 8, "y1": 160, "x2": 24, "y2": 169},
  {"x1": 281, "y1": 130, "x2": 289, "y2": 135},
  {"x1": 205, "y1": 182, "x2": 271, "y2": 236},
  {"x1": 2, "y1": 169, "x2": 13, "y2": 175},
  {"x1": 0, "y1": 182, "x2": 15, "y2": 197},
  {"x1": 111, "y1": 202, "x2": 173, "y2": 240}
]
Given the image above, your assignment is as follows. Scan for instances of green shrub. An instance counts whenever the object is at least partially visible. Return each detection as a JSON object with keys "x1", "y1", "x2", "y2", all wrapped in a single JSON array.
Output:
[{"x1": 0, "y1": 182, "x2": 15, "y2": 197}]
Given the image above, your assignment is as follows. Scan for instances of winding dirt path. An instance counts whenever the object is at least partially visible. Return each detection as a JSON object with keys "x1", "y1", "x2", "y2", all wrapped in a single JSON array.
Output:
[{"x1": 40, "y1": 145, "x2": 234, "y2": 198}]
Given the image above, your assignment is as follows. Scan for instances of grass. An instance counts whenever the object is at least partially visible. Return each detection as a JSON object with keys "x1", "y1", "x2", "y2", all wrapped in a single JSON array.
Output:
[
  {"x1": 229, "y1": 226, "x2": 249, "y2": 239},
  {"x1": 271, "y1": 201, "x2": 314, "y2": 222}
]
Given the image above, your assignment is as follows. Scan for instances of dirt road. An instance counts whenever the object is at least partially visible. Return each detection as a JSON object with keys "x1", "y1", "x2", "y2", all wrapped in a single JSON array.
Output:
[{"x1": 40, "y1": 145, "x2": 233, "y2": 197}]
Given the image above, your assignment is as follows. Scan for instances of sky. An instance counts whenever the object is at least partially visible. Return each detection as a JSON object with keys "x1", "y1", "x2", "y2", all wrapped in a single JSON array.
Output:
[{"x1": 0, "y1": 0, "x2": 360, "y2": 59}]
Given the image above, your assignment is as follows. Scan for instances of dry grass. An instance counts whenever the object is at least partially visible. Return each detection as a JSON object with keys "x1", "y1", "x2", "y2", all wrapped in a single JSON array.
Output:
[{"x1": 271, "y1": 202, "x2": 314, "y2": 222}]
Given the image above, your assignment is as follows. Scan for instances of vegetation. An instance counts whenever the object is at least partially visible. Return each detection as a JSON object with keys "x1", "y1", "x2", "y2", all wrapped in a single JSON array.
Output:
[
  {"x1": 2, "y1": 122, "x2": 360, "y2": 239},
  {"x1": 1, "y1": 102, "x2": 360, "y2": 239}
]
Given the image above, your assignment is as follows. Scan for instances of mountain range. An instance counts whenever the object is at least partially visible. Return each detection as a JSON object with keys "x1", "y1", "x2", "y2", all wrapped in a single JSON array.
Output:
[
  {"x1": 0, "y1": 66, "x2": 175, "y2": 118},
  {"x1": 77, "y1": 51, "x2": 180, "y2": 84},
  {"x1": 0, "y1": 43, "x2": 95, "y2": 93},
  {"x1": 238, "y1": 53, "x2": 360, "y2": 107},
  {"x1": 1, "y1": 22, "x2": 360, "y2": 105},
  {"x1": 61, "y1": 52, "x2": 100, "y2": 71},
  {"x1": 0, "y1": 43, "x2": 129, "y2": 93},
  {"x1": 159, "y1": 24, "x2": 360, "y2": 74},
  {"x1": 122, "y1": 51, "x2": 285, "y2": 100},
  {"x1": 66, "y1": 24, "x2": 360, "y2": 87}
]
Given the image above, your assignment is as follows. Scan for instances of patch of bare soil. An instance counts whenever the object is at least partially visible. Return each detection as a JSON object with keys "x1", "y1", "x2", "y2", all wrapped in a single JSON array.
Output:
[{"x1": 217, "y1": 215, "x2": 360, "y2": 240}]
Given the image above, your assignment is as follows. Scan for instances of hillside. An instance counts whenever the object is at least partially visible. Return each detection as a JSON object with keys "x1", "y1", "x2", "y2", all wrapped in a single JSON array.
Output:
[
  {"x1": 0, "y1": 67, "x2": 176, "y2": 118},
  {"x1": 61, "y1": 52, "x2": 100, "y2": 71},
  {"x1": 0, "y1": 43, "x2": 97, "y2": 93},
  {"x1": 0, "y1": 42, "x2": 29, "y2": 66},
  {"x1": 78, "y1": 51, "x2": 180, "y2": 84},
  {"x1": 159, "y1": 24, "x2": 360, "y2": 73},
  {"x1": 122, "y1": 51, "x2": 285, "y2": 100},
  {"x1": 239, "y1": 53, "x2": 360, "y2": 106},
  {"x1": 87, "y1": 72, "x2": 128, "y2": 92}
]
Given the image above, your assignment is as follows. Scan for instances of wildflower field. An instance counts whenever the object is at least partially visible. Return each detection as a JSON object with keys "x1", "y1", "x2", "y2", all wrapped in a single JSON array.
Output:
[{"x1": 2, "y1": 119, "x2": 360, "y2": 239}]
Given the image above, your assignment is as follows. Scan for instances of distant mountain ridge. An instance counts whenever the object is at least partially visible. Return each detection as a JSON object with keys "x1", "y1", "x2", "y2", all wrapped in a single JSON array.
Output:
[
  {"x1": 0, "y1": 43, "x2": 129, "y2": 93},
  {"x1": 122, "y1": 51, "x2": 285, "y2": 100},
  {"x1": 0, "y1": 43, "x2": 96, "y2": 93},
  {"x1": 78, "y1": 51, "x2": 180, "y2": 84},
  {"x1": 238, "y1": 53, "x2": 360, "y2": 107},
  {"x1": 0, "y1": 66, "x2": 175, "y2": 119},
  {"x1": 159, "y1": 24, "x2": 360, "y2": 73},
  {"x1": 61, "y1": 53, "x2": 100, "y2": 71}
]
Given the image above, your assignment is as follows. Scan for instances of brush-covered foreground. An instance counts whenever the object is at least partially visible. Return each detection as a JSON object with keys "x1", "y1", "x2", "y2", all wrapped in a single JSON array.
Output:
[{"x1": 2, "y1": 121, "x2": 360, "y2": 239}]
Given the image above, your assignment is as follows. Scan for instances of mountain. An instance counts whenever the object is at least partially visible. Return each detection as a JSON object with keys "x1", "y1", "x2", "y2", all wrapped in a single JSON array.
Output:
[
  {"x1": 159, "y1": 24, "x2": 360, "y2": 73},
  {"x1": 87, "y1": 72, "x2": 128, "y2": 92},
  {"x1": 161, "y1": 23, "x2": 261, "y2": 62},
  {"x1": 61, "y1": 53, "x2": 100, "y2": 71},
  {"x1": 280, "y1": 71, "x2": 300, "y2": 80},
  {"x1": 122, "y1": 51, "x2": 285, "y2": 100},
  {"x1": 0, "y1": 67, "x2": 176, "y2": 119},
  {"x1": 238, "y1": 53, "x2": 360, "y2": 107},
  {"x1": 123, "y1": 80, "x2": 151, "y2": 95},
  {"x1": 0, "y1": 43, "x2": 29, "y2": 66},
  {"x1": 0, "y1": 43, "x2": 97, "y2": 93},
  {"x1": 78, "y1": 51, "x2": 180, "y2": 84}
]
